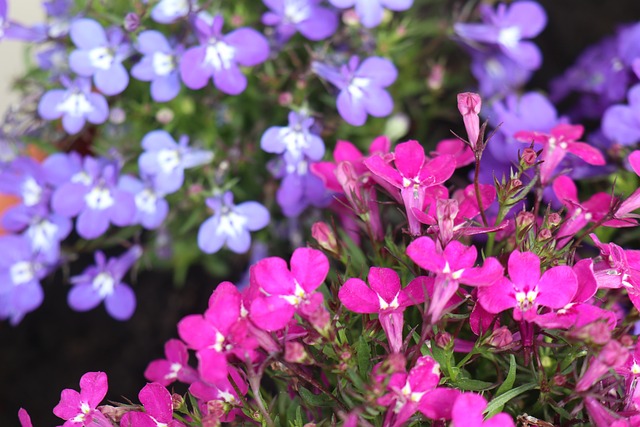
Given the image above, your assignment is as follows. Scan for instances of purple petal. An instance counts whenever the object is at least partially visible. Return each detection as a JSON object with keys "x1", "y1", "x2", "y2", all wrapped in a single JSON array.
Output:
[
  {"x1": 38, "y1": 89, "x2": 65, "y2": 120},
  {"x1": 502, "y1": 1, "x2": 547, "y2": 38},
  {"x1": 62, "y1": 114, "x2": 86, "y2": 135},
  {"x1": 51, "y1": 183, "x2": 88, "y2": 217},
  {"x1": 337, "y1": 89, "x2": 367, "y2": 126},
  {"x1": 297, "y1": 8, "x2": 338, "y2": 41},
  {"x1": 235, "y1": 201, "x2": 269, "y2": 231},
  {"x1": 104, "y1": 284, "x2": 136, "y2": 320},
  {"x1": 224, "y1": 28, "x2": 270, "y2": 67},
  {"x1": 13, "y1": 282, "x2": 44, "y2": 312},
  {"x1": 197, "y1": 216, "x2": 225, "y2": 254},
  {"x1": 131, "y1": 57, "x2": 155, "y2": 81},
  {"x1": 364, "y1": 87, "x2": 394, "y2": 118},
  {"x1": 151, "y1": 73, "x2": 181, "y2": 102},
  {"x1": 68, "y1": 284, "x2": 103, "y2": 311},
  {"x1": 69, "y1": 50, "x2": 95, "y2": 76},
  {"x1": 602, "y1": 105, "x2": 640, "y2": 145},
  {"x1": 355, "y1": 0, "x2": 384, "y2": 28},
  {"x1": 137, "y1": 30, "x2": 171, "y2": 55},
  {"x1": 212, "y1": 63, "x2": 247, "y2": 95},
  {"x1": 94, "y1": 64, "x2": 129, "y2": 96},
  {"x1": 70, "y1": 18, "x2": 107, "y2": 49},
  {"x1": 76, "y1": 209, "x2": 110, "y2": 239},
  {"x1": 500, "y1": 41, "x2": 542, "y2": 70},
  {"x1": 226, "y1": 229, "x2": 251, "y2": 254},
  {"x1": 356, "y1": 57, "x2": 398, "y2": 87},
  {"x1": 179, "y1": 46, "x2": 211, "y2": 90},
  {"x1": 86, "y1": 93, "x2": 109, "y2": 124}
]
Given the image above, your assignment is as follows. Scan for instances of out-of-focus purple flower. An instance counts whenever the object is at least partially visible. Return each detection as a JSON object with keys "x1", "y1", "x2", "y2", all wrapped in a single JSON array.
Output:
[
  {"x1": 51, "y1": 159, "x2": 137, "y2": 239},
  {"x1": 179, "y1": 15, "x2": 269, "y2": 95},
  {"x1": 0, "y1": 0, "x2": 47, "y2": 42},
  {"x1": 602, "y1": 84, "x2": 640, "y2": 146},
  {"x1": 118, "y1": 174, "x2": 169, "y2": 230},
  {"x1": 313, "y1": 56, "x2": 397, "y2": 126},
  {"x1": 43, "y1": 0, "x2": 72, "y2": 18},
  {"x1": 0, "y1": 235, "x2": 48, "y2": 325},
  {"x1": 131, "y1": 30, "x2": 182, "y2": 102},
  {"x1": 271, "y1": 156, "x2": 332, "y2": 217},
  {"x1": 68, "y1": 18, "x2": 132, "y2": 96},
  {"x1": 468, "y1": 48, "x2": 532, "y2": 98},
  {"x1": 0, "y1": 157, "x2": 50, "y2": 219},
  {"x1": 38, "y1": 76, "x2": 109, "y2": 134},
  {"x1": 454, "y1": 1, "x2": 547, "y2": 70},
  {"x1": 328, "y1": 0, "x2": 414, "y2": 29},
  {"x1": 262, "y1": 0, "x2": 338, "y2": 41},
  {"x1": 197, "y1": 191, "x2": 269, "y2": 254},
  {"x1": 260, "y1": 110, "x2": 325, "y2": 165},
  {"x1": 68, "y1": 246, "x2": 142, "y2": 320},
  {"x1": 138, "y1": 130, "x2": 214, "y2": 194},
  {"x1": 151, "y1": 0, "x2": 198, "y2": 24},
  {"x1": 618, "y1": 22, "x2": 640, "y2": 68}
]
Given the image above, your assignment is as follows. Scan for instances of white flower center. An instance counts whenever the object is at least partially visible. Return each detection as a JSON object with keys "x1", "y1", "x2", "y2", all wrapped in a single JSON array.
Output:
[
  {"x1": 212, "y1": 330, "x2": 226, "y2": 352},
  {"x1": 22, "y1": 177, "x2": 43, "y2": 207},
  {"x1": 280, "y1": 280, "x2": 306, "y2": 306},
  {"x1": 165, "y1": 362, "x2": 182, "y2": 380},
  {"x1": 515, "y1": 289, "x2": 538, "y2": 311},
  {"x1": 218, "y1": 209, "x2": 248, "y2": 238},
  {"x1": 378, "y1": 292, "x2": 400, "y2": 310},
  {"x1": 27, "y1": 219, "x2": 59, "y2": 252},
  {"x1": 135, "y1": 188, "x2": 158, "y2": 214},
  {"x1": 57, "y1": 92, "x2": 94, "y2": 117},
  {"x1": 280, "y1": 127, "x2": 309, "y2": 160},
  {"x1": 204, "y1": 40, "x2": 235, "y2": 70},
  {"x1": 85, "y1": 186, "x2": 115, "y2": 210},
  {"x1": 347, "y1": 77, "x2": 370, "y2": 100},
  {"x1": 71, "y1": 171, "x2": 93, "y2": 185},
  {"x1": 153, "y1": 51, "x2": 175, "y2": 76},
  {"x1": 498, "y1": 26, "x2": 521, "y2": 48},
  {"x1": 88, "y1": 47, "x2": 115, "y2": 70},
  {"x1": 632, "y1": 362, "x2": 640, "y2": 375},
  {"x1": 157, "y1": 149, "x2": 181, "y2": 174},
  {"x1": 156, "y1": 0, "x2": 190, "y2": 18},
  {"x1": 92, "y1": 272, "x2": 116, "y2": 297},
  {"x1": 284, "y1": 0, "x2": 312, "y2": 23},
  {"x1": 10, "y1": 261, "x2": 35, "y2": 285},
  {"x1": 218, "y1": 389, "x2": 236, "y2": 403}
]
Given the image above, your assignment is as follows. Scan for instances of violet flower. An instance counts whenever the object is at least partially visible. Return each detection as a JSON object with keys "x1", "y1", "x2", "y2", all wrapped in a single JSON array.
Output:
[
  {"x1": 68, "y1": 18, "x2": 131, "y2": 96},
  {"x1": 454, "y1": 1, "x2": 547, "y2": 70},
  {"x1": 274, "y1": 157, "x2": 332, "y2": 217},
  {"x1": 179, "y1": 15, "x2": 269, "y2": 95},
  {"x1": 0, "y1": 157, "x2": 51, "y2": 222},
  {"x1": 118, "y1": 174, "x2": 169, "y2": 230},
  {"x1": 328, "y1": 0, "x2": 414, "y2": 29},
  {"x1": 467, "y1": 45, "x2": 532, "y2": 98},
  {"x1": 38, "y1": 76, "x2": 109, "y2": 135},
  {"x1": 313, "y1": 56, "x2": 397, "y2": 126},
  {"x1": 120, "y1": 383, "x2": 185, "y2": 427},
  {"x1": 138, "y1": 130, "x2": 214, "y2": 195},
  {"x1": 260, "y1": 110, "x2": 325, "y2": 165},
  {"x1": 68, "y1": 246, "x2": 142, "y2": 321},
  {"x1": 0, "y1": 0, "x2": 46, "y2": 42},
  {"x1": 197, "y1": 192, "x2": 269, "y2": 254},
  {"x1": 52, "y1": 371, "x2": 111, "y2": 427},
  {"x1": 131, "y1": 30, "x2": 182, "y2": 102},
  {"x1": 151, "y1": 0, "x2": 198, "y2": 24},
  {"x1": 602, "y1": 84, "x2": 640, "y2": 146},
  {"x1": 262, "y1": 0, "x2": 338, "y2": 41}
]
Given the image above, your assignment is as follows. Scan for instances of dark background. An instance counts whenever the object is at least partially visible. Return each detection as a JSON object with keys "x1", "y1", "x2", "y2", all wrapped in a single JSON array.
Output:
[{"x1": 2, "y1": 1, "x2": 640, "y2": 426}]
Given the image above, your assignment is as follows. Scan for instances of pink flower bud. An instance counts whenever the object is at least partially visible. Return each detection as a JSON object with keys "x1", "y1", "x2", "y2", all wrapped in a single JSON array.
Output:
[
  {"x1": 538, "y1": 228, "x2": 552, "y2": 240},
  {"x1": 576, "y1": 340, "x2": 629, "y2": 392},
  {"x1": 312, "y1": 222, "x2": 338, "y2": 254},
  {"x1": 435, "y1": 331, "x2": 453, "y2": 349},
  {"x1": 428, "y1": 64, "x2": 445, "y2": 91},
  {"x1": 521, "y1": 148, "x2": 537, "y2": 166},
  {"x1": 486, "y1": 326, "x2": 513, "y2": 348},
  {"x1": 171, "y1": 393, "x2": 184, "y2": 411},
  {"x1": 285, "y1": 341, "x2": 311, "y2": 364},
  {"x1": 548, "y1": 213, "x2": 562, "y2": 227},
  {"x1": 457, "y1": 92, "x2": 482, "y2": 149},
  {"x1": 516, "y1": 211, "x2": 535, "y2": 231},
  {"x1": 98, "y1": 405, "x2": 128, "y2": 422},
  {"x1": 278, "y1": 92, "x2": 293, "y2": 106}
]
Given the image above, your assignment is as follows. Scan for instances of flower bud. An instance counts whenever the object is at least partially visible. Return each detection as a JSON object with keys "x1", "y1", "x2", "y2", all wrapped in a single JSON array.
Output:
[
  {"x1": 435, "y1": 331, "x2": 453, "y2": 349},
  {"x1": 278, "y1": 92, "x2": 293, "y2": 106},
  {"x1": 508, "y1": 178, "x2": 523, "y2": 192},
  {"x1": 427, "y1": 64, "x2": 445, "y2": 91},
  {"x1": 156, "y1": 108, "x2": 174, "y2": 124},
  {"x1": 486, "y1": 326, "x2": 513, "y2": 348},
  {"x1": 521, "y1": 148, "x2": 537, "y2": 167},
  {"x1": 538, "y1": 228, "x2": 552, "y2": 241},
  {"x1": 457, "y1": 92, "x2": 482, "y2": 149},
  {"x1": 553, "y1": 374, "x2": 566, "y2": 386},
  {"x1": 285, "y1": 341, "x2": 312, "y2": 364},
  {"x1": 384, "y1": 113, "x2": 410, "y2": 141},
  {"x1": 312, "y1": 222, "x2": 339, "y2": 254},
  {"x1": 516, "y1": 211, "x2": 535, "y2": 231},
  {"x1": 548, "y1": 213, "x2": 562, "y2": 227},
  {"x1": 171, "y1": 393, "x2": 184, "y2": 411},
  {"x1": 569, "y1": 320, "x2": 612, "y2": 346},
  {"x1": 109, "y1": 107, "x2": 126, "y2": 124},
  {"x1": 98, "y1": 405, "x2": 128, "y2": 422},
  {"x1": 123, "y1": 12, "x2": 140, "y2": 32}
]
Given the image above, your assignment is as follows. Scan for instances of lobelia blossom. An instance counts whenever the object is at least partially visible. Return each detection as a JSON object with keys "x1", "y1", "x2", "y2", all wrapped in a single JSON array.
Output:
[
  {"x1": 339, "y1": 267, "x2": 428, "y2": 353},
  {"x1": 514, "y1": 123, "x2": 605, "y2": 186},
  {"x1": 576, "y1": 340, "x2": 630, "y2": 392},
  {"x1": 68, "y1": 18, "x2": 132, "y2": 96},
  {"x1": 249, "y1": 247, "x2": 329, "y2": 331},
  {"x1": 197, "y1": 191, "x2": 269, "y2": 254},
  {"x1": 467, "y1": 48, "x2": 532, "y2": 98},
  {"x1": 118, "y1": 174, "x2": 169, "y2": 230},
  {"x1": 312, "y1": 56, "x2": 398, "y2": 126},
  {"x1": 605, "y1": 150, "x2": 640, "y2": 226},
  {"x1": 406, "y1": 237, "x2": 503, "y2": 323},
  {"x1": 120, "y1": 383, "x2": 185, "y2": 427},
  {"x1": 0, "y1": 0, "x2": 46, "y2": 42},
  {"x1": 151, "y1": 0, "x2": 198, "y2": 24},
  {"x1": 131, "y1": 30, "x2": 183, "y2": 102},
  {"x1": 260, "y1": 110, "x2": 325, "y2": 165},
  {"x1": 454, "y1": 1, "x2": 547, "y2": 70},
  {"x1": 68, "y1": 246, "x2": 142, "y2": 321},
  {"x1": 618, "y1": 341, "x2": 640, "y2": 412},
  {"x1": 179, "y1": 15, "x2": 269, "y2": 95},
  {"x1": 262, "y1": 0, "x2": 338, "y2": 42},
  {"x1": 602, "y1": 84, "x2": 640, "y2": 146},
  {"x1": 18, "y1": 408, "x2": 33, "y2": 427},
  {"x1": 38, "y1": 76, "x2": 109, "y2": 135},
  {"x1": 451, "y1": 393, "x2": 515, "y2": 427},
  {"x1": 364, "y1": 140, "x2": 455, "y2": 235},
  {"x1": 189, "y1": 366, "x2": 248, "y2": 423},
  {"x1": 457, "y1": 92, "x2": 482, "y2": 149},
  {"x1": 138, "y1": 130, "x2": 213, "y2": 194},
  {"x1": 53, "y1": 371, "x2": 111, "y2": 427},
  {"x1": 328, "y1": 0, "x2": 414, "y2": 29},
  {"x1": 479, "y1": 251, "x2": 577, "y2": 325},
  {"x1": 0, "y1": 156, "x2": 51, "y2": 222},
  {"x1": 144, "y1": 339, "x2": 198, "y2": 386}
]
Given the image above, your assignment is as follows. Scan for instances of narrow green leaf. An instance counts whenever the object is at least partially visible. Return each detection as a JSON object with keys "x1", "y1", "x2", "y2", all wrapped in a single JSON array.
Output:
[
  {"x1": 298, "y1": 387, "x2": 334, "y2": 407},
  {"x1": 356, "y1": 335, "x2": 372, "y2": 375},
  {"x1": 485, "y1": 383, "x2": 538, "y2": 418},
  {"x1": 453, "y1": 378, "x2": 494, "y2": 391},
  {"x1": 496, "y1": 354, "x2": 517, "y2": 396}
]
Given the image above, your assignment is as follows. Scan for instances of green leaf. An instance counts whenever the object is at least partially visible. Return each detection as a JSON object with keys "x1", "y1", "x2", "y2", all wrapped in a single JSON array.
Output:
[
  {"x1": 550, "y1": 404, "x2": 572, "y2": 420},
  {"x1": 485, "y1": 383, "x2": 538, "y2": 418},
  {"x1": 298, "y1": 387, "x2": 334, "y2": 407},
  {"x1": 356, "y1": 335, "x2": 371, "y2": 375},
  {"x1": 496, "y1": 354, "x2": 517, "y2": 396},
  {"x1": 453, "y1": 378, "x2": 494, "y2": 391}
]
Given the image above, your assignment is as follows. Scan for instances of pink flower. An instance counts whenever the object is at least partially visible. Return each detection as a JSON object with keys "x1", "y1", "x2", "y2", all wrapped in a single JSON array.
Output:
[
  {"x1": 144, "y1": 339, "x2": 198, "y2": 386},
  {"x1": 478, "y1": 251, "x2": 577, "y2": 322},
  {"x1": 607, "y1": 150, "x2": 640, "y2": 226},
  {"x1": 18, "y1": 409, "x2": 33, "y2": 427},
  {"x1": 457, "y1": 92, "x2": 482, "y2": 149},
  {"x1": 591, "y1": 234, "x2": 640, "y2": 310},
  {"x1": 53, "y1": 371, "x2": 111, "y2": 427},
  {"x1": 407, "y1": 237, "x2": 503, "y2": 322},
  {"x1": 364, "y1": 140, "x2": 455, "y2": 235},
  {"x1": 515, "y1": 124, "x2": 605, "y2": 185},
  {"x1": 120, "y1": 383, "x2": 185, "y2": 427},
  {"x1": 451, "y1": 393, "x2": 515, "y2": 427},
  {"x1": 433, "y1": 138, "x2": 474, "y2": 168},
  {"x1": 250, "y1": 247, "x2": 329, "y2": 331},
  {"x1": 576, "y1": 340, "x2": 629, "y2": 392},
  {"x1": 339, "y1": 267, "x2": 428, "y2": 352},
  {"x1": 190, "y1": 367, "x2": 248, "y2": 423}
]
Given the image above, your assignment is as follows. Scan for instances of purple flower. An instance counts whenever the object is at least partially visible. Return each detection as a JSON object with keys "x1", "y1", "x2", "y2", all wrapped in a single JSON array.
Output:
[
  {"x1": 0, "y1": 157, "x2": 50, "y2": 220},
  {"x1": 51, "y1": 159, "x2": 137, "y2": 239},
  {"x1": 68, "y1": 18, "x2": 131, "y2": 96},
  {"x1": 0, "y1": 0, "x2": 47, "y2": 42},
  {"x1": 328, "y1": 0, "x2": 414, "y2": 29},
  {"x1": 602, "y1": 84, "x2": 640, "y2": 146},
  {"x1": 468, "y1": 48, "x2": 532, "y2": 98},
  {"x1": 138, "y1": 130, "x2": 214, "y2": 194},
  {"x1": 131, "y1": 30, "x2": 182, "y2": 102},
  {"x1": 118, "y1": 174, "x2": 169, "y2": 230},
  {"x1": 454, "y1": 1, "x2": 547, "y2": 70},
  {"x1": 262, "y1": 0, "x2": 338, "y2": 41},
  {"x1": 68, "y1": 246, "x2": 142, "y2": 320},
  {"x1": 0, "y1": 235, "x2": 48, "y2": 325},
  {"x1": 271, "y1": 156, "x2": 332, "y2": 217},
  {"x1": 313, "y1": 56, "x2": 397, "y2": 126},
  {"x1": 179, "y1": 15, "x2": 269, "y2": 95},
  {"x1": 38, "y1": 77, "x2": 109, "y2": 134},
  {"x1": 151, "y1": 0, "x2": 198, "y2": 24},
  {"x1": 260, "y1": 111, "x2": 325, "y2": 164},
  {"x1": 197, "y1": 191, "x2": 269, "y2": 254}
]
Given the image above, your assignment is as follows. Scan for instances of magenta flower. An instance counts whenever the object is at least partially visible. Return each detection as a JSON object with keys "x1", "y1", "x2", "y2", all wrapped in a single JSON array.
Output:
[
  {"x1": 576, "y1": 340, "x2": 629, "y2": 392},
  {"x1": 364, "y1": 140, "x2": 455, "y2": 235},
  {"x1": 52, "y1": 371, "x2": 110, "y2": 427},
  {"x1": 514, "y1": 124, "x2": 605, "y2": 185},
  {"x1": 478, "y1": 250, "x2": 577, "y2": 322},
  {"x1": 144, "y1": 339, "x2": 198, "y2": 386},
  {"x1": 451, "y1": 393, "x2": 515, "y2": 427},
  {"x1": 606, "y1": 150, "x2": 640, "y2": 226},
  {"x1": 120, "y1": 383, "x2": 184, "y2": 427},
  {"x1": 179, "y1": 15, "x2": 269, "y2": 95},
  {"x1": 457, "y1": 92, "x2": 482, "y2": 149},
  {"x1": 18, "y1": 409, "x2": 32, "y2": 427},
  {"x1": 339, "y1": 267, "x2": 428, "y2": 352},
  {"x1": 407, "y1": 237, "x2": 503, "y2": 322},
  {"x1": 249, "y1": 247, "x2": 329, "y2": 331}
]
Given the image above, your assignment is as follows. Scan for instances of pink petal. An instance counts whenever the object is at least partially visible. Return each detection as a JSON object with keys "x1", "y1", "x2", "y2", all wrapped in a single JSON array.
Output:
[
  {"x1": 253, "y1": 257, "x2": 295, "y2": 295},
  {"x1": 338, "y1": 278, "x2": 380, "y2": 313},
  {"x1": 572, "y1": 259, "x2": 597, "y2": 302},
  {"x1": 507, "y1": 251, "x2": 540, "y2": 289},
  {"x1": 249, "y1": 295, "x2": 296, "y2": 331},
  {"x1": 553, "y1": 175, "x2": 578, "y2": 205},
  {"x1": 394, "y1": 140, "x2": 425, "y2": 179},
  {"x1": 452, "y1": 393, "x2": 486, "y2": 426},
  {"x1": 79, "y1": 371, "x2": 108, "y2": 409},
  {"x1": 290, "y1": 248, "x2": 329, "y2": 293},
  {"x1": 629, "y1": 151, "x2": 640, "y2": 177},
  {"x1": 537, "y1": 266, "x2": 577, "y2": 309},
  {"x1": 477, "y1": 277, "x2": 516, "y2": 314},
  {"x1": 484, "y1": 413, "x2": 516, "y2": 427},
  {"x1": 406, "y1": 236, "x2": 445, "y2": 273},
  {"x1": 144, "y1": 360, "x2": 174, "y2": 386},
  {"x1": 334, "y1": 140, "x2": 363, "y2": 163},
  {"x1": 422, "y1": 154, "x2": 456, "y2": 185},
  {"x1": 139, "y1": 383, "x2": 173, "y2": 422},
  {"x1": 408, "y1": 356, "x2": 440, "y2": 392},
  {"x1": 367, "y1": 267, "x2": 401, "y2": 303},
  {"x1": 364, "y1": 153, "x2": 403, "y2": 189},
  {"x1": 121, "y1": 412, "x2": 157, "y2": 427},
  {"x1": 461, "y1": 257, "x2": 504, "y2": 287},
  {"x1": 177, "y1": 315, "x2": 216, "y2": 350},
  {"x1": 419, "y1": 388, "x2": 460, "y2": 420},
  {"x1": 53, "y1": 389, "x2": 82, "y2": 420},
  {"x1": 197, "y1": 348, "x2": 228, "y2": 383},
  {"x1": 205, "y1": 282, "x2": 241, "y2": 334},
  {"x1": 514, "y1": 130, "x2": 549, "y2": 144},
  {"x1": 369, "y1": 135, "x2": 391, "y2": 155},
  {"x1": 566, "y1": 142, "x2": 605, "y2": 165},
  {"x1": 444, "y1": 241, "x2": 477, "y2": 271},
  {"x1": 18, "y1": 409, "x2": 33, "y2": 427},
  {"x1": 399, "y1": 276, "x2": 430, "y2": 307},
  {"x1": 551, "y1": 123, "x2": 584, "y2": 141},
  {"x1": 165, "y1": 339, "x2": 189, "y2": 364}
]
